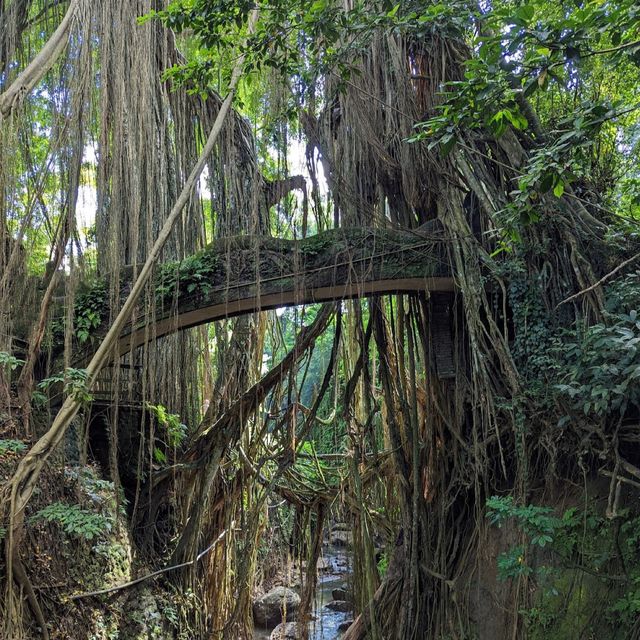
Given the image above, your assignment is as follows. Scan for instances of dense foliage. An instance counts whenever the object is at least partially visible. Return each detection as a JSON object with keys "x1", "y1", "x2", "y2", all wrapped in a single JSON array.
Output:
[{"x1": 1, "y1": 0, "x2": 640, "y2": 639}]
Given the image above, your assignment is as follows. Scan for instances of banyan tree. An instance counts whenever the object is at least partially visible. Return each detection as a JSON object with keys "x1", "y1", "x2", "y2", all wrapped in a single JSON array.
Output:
[{"x1": 1, "y1": 1, "x2": 639, "y2": 639}]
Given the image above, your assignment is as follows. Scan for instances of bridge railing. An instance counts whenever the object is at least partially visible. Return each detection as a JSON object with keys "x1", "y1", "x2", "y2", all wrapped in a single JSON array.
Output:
[{"x1": 92, "y1": 365, "x2": 143, "y2": 405}]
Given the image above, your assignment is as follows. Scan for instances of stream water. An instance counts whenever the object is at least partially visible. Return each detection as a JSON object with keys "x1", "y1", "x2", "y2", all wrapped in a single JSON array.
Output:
[{"x1": 253, "y1": 545, "x2": 352, "y2": 640}]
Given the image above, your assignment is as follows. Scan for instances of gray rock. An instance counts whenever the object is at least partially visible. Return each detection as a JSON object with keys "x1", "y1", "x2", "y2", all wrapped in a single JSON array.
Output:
[
  {"x1": 120, "y1": 588, "x2": 167, "y2": 639},
  {"x1": 338, "y1": 620, "x2": 353, "y2": 632},
  {"x1": 270, "y1": 622, "x2": 299, "y2": 639},
  {"x1": 253, "y1": 587, "x2": 301, "y2": 628},
  {"x1": 331, "y1": 587, "x2": 350, "y2": 601},
  {"x1": 330, "y1": 529, "x2": 353, "y2": 547},
  {"x1": 317, "y1": 556, "x2": 333, "y2": 572},
  {"x1": 326, "y1": 600, "x2": 352, "y2": 612}
]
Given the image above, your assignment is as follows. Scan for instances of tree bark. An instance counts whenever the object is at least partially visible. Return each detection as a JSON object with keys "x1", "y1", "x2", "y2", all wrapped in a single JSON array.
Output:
[{"x1": 0, "y1": 0, "x2": 78, "y2": 122}]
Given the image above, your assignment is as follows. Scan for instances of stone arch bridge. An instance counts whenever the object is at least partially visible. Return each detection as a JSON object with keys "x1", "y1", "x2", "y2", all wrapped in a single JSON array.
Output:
[
  {"x1": 114, "y1": 226, "x2": 454, "y2": 355},
  {"x1": 78, "y1": 226, "x2": 456, "y2": 403}
]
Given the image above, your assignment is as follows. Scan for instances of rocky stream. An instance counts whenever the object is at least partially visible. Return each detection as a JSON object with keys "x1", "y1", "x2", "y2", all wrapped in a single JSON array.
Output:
[{"x1": 253, "y1": 534, "x2": 354, "y2": 640}]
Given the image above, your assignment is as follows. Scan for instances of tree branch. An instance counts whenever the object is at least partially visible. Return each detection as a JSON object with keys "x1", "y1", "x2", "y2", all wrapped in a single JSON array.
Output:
[
  {"x1": 556, "y1": 252, "x2": 640, "y2": 309},
  {"x1": 0, "y1": 0, "x2": 79, "y2": 121}
]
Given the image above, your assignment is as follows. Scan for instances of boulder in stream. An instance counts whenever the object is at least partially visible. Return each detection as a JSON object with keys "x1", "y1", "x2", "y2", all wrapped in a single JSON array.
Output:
[
  {"x1": 326, "y1": 599, "x2": 352, "y2": 612},
  {"x1": 329, "y1": 529, "x2": 353, "y2": 547},
  {"x1": 331, "y1": 587, "x2": 351, "y2": 601},
  {"x1": 270, "y1": 622, "x2": 299, "y2": 639},
  {"x1": 338, "y1": 620, "x2": 354, "y2": 632},
  {"x1": 317, "y1": 556, "x2": 333, "y2": 572},
  {"x1": 253, "y1": 586, "x2": 301, "y2": 628}
]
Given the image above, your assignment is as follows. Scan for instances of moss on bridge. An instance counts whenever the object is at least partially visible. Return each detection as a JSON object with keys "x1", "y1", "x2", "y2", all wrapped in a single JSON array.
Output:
[
  {"x1": 68, "y1": 227, "x2": 452, "y2": 356},
  {"x1": 152, "y1": 226, "x2": 450, "y2": 310}
]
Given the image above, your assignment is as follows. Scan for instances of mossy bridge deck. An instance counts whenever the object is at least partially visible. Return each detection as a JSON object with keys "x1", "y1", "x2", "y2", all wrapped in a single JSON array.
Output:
[
  {"x1": 61, "y1": 227, "x2": 456, "y2": 407},
  {"x1": 110, "y1": 226, "x2": 454, "y2": 356}
]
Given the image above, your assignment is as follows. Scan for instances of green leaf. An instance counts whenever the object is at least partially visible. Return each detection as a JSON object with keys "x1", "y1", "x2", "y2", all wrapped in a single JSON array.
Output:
[
  {"x1": 440, "y1": 133, "x2": 457, "y2": 156},
  {"x1": 523, "y1": 77, "x2": 539, "y2": 98},
  {"x1": 515, "y1": 5, "x2": 535, "y2": 23},
  {"x1": 0, "y1": 352, "x2": 24, "y2": 371},
  {"x1": 504, "y1": 109, "x2": 528, "y2": 131},
  {"x1": 539, "y1": 173, "x2": 554, "y2": 193},
  {"x1": 309, "y1": 0, "x2": 327, "y2": 13},
  {"x1": 387, "y1": 3, "x2": 400, "y2": 18},
  {"x1": 553, "y1": 180, "x2": 565, "y2": 197},
  {"x1": 0, "y1": 439, "x2": 27, "y2": 455}
]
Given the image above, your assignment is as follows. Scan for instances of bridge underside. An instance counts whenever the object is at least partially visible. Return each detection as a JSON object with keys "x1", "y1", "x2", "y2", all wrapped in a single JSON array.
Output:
[{"x1": 112, "y1": 226, "x2": 453, "y2": 356}]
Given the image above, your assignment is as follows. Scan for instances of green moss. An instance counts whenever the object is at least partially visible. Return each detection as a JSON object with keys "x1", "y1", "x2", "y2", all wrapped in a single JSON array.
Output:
[
  {"x1": 299, "y1": 232, "x2": 337, "y2": 255},
  {"x1": 272, "y1": 276, "x2": 295, "y2": 289},
  {"x1": 527, "y1": 571, "x2": 619, "y2": 639},
  {"x1": 487, "y1": 496, "x2": 640, "y2": 639}
]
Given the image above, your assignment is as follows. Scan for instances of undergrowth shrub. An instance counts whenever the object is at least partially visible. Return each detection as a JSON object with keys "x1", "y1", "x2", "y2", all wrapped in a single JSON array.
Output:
[
  {"x1": 487, "y1": 495, "x2": 640, "y2": 636},
  {"x1": 29, "y1": 502, "x2": 111, "y2": 541}
]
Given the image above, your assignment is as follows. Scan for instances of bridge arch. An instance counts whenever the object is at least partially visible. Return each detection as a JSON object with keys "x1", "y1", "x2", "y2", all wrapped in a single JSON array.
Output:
[{"x1": 112, "y1": 227, "x2": 454, "y2": 356}]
